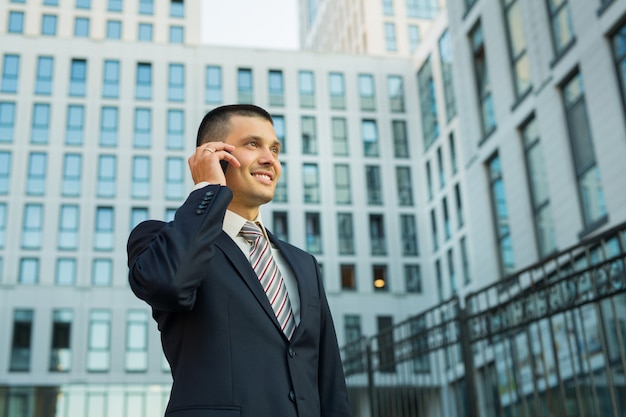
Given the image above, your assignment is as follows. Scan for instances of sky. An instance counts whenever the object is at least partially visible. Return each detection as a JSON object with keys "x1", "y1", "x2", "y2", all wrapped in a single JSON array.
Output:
[{"x1": 201, "y1": 0, "x2": 299, "y2": 50}]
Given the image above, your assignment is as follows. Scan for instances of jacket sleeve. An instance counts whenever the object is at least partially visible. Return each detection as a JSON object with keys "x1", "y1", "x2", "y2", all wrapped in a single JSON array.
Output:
[
  {"x1": 315, "y1": 260, "x2": 352, "y2": 416},
  {"x1": 127, "y1": 185, "x2": 232, "y2": 312}
]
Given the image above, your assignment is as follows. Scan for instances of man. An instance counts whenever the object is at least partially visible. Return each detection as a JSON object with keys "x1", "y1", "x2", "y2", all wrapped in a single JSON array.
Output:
[{"x1": 127, "y1": 104, "x2": 351, "y2": 417}]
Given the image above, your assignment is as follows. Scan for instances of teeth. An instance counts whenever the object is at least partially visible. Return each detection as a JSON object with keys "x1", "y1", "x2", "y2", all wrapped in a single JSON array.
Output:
[{"x1": 254, "y1": 174, "x2": 271, "y2": 181}]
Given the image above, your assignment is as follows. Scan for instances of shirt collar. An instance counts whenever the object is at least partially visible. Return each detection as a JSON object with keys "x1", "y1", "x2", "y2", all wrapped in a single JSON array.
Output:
[{"x1": 223, "y1": 210, "x2": 269, "y2": 241}]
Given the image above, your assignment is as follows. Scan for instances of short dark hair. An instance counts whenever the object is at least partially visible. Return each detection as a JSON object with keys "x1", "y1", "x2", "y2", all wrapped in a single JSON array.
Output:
[{"x1": 196, "y1": 104, "x2": 274, "y2": 147}]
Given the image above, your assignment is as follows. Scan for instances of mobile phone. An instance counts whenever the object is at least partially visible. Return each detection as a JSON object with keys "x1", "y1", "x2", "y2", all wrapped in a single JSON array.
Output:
[{"x1": 220, "y1": 159, "x2": 229, "y2": 174}]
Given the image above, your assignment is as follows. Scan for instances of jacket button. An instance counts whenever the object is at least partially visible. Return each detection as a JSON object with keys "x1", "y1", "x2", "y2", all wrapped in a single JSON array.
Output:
[
  {"x1": 288, "y1": 391, "x2": 296, "y2": 402},
  {"x1": 288, "y1": 348, "x2": 296, "y2": 358},
  {"x1": 195, "y1": 209, "x2": 203, "y2": 215}
]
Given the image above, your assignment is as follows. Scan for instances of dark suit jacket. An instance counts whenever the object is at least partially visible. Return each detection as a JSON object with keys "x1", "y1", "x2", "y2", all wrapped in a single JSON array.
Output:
[{"x1": 127, "y1": 185, "x2": 351, "y2": 417}]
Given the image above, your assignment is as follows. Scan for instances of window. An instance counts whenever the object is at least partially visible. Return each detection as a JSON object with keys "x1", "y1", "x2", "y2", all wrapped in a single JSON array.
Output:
[
  {"x1": 133, "y1": 108, "x2": 151, "y2": 148},
  {"x1": 460, "y1": 236, "x2": 471, "y2": 285},
  {"x1": 168, "y1": 63, "x2": 185, "y2": 102},
  {"x1": 206, "y1": 66, "x2": 222, "y2": 104},
  {"x1": 74, "y1": 17, "x2": 89, "y2": 37},
  {"x1": 0, "y1": 151, "x2": 11, "y2": 194},
  {"x1": 470, "y1": 23, "x2": 496, "y2": 137},
  {"x1": 562, "y1": 72, "x2": 607, "y2": 228},
  {"x1": 50, "y1": 310, "x2": 73, "y2": 372},
  {"x1": 22, "y1": 204, "x2": 43, "y2": 249},
  {"x1": 42, "y1": 14, "x2": 57, "y2": 36},
  {"x1": 337, "y1": 213, "x2": 354, "y2": 254},
  {"x1": 62, "y1": 154, "x2": 82, "y2": 196},
  {"x1": 417, "y1": 57, "x2": 439, "y2": 150},
  {"x1": 401, "y1": 214, "x2": 419, "y2": 256},
  {"x1": 521, "y1": 117, "x2": 556, "y2": 257},
  {"x1": 273, "y1": 162, "x2": 287, "y2": 203},
  {"x1": 167, "y1": 109, "x2": 184, "y2": 149},
  {"x1": 269, "y1": 70, "x2": 284, "y2": 107},
  {"x1": 358, "y1": 74, "x2": 376, "y2": 111},
  {"x1": 383, "y1": 0, "x2": 393, "y2": 15},
  {"x1": 373, "y1": 266, "x2": 389, "y2": 293},
  {"x1": 31, "y1": 103, "x2": 50, "y2": 144},
  {"x1": 387, "y1": 75, "x2": 404, "y2": 112},
  {"x1": 362, "y1": 119, "x2": 379, "y2": 157},
  {"x1": 547, "y1": 0, "x2": 574, "y2": 56},
  {"x1": 131, "y1": 157, "x2": 150, "y2": 199},
  {"x1": 396, "y1": 166, "x2": 413, "y2": 206},
  {"x1": 430, "y1": 209, "x2": 438, "y2": 251},
  {"x1": 106, "y1": 20, "x2": 121, "y2": 39},
  {"x1": 384, "y1": 23, "x2": 397, "y2": 52},
  {"x1": 8, "y1": 11, "x2": 24, "y2": 33},
  {"x1": 169, "y1": 25, "x2": 184, "y2": 43},
  {"x1": 97, "y1": 155, "x2": 116, "y2": 198},
  {"x1": 166, "y1": 157, "x2": 184, "y2": 200},
  {"x1": 273, "y1": 115, "x2": 286, "y2": 151},
  {"x1": 19, "y1": 258, "x2": 39, "y2": 284},
  {"x1": 76, "y1": 0, "x2": 91, "y2": 9},
  {"x1": 94, "y1": 207, "x2": 114, "y2": 251},
  {"x1": 443, "y1": 197, "x2": 451, "y2": 240},
  {"x1": 126, "y1": 310, "x2": 148, "y2": 371},
  {"x1": 332, "y1": 117, "x2": 348, "y2": 156},
  {"x1": 301, "y1": 116, "x2": 317, "y2": 154},
  {"x1": 55, "y1": 258, "x2": 76, "y2": 286},
  {"x1": 303, "y1": 163, "x2": 320, "y2": 204},
  {"x1": 35, "y1": 56, "x2": 54, "y2": 95},
  {"x1": 0, "y1": 203, "x2": 6, "y2": 248},
  {"x1": 392, "y1": 120, "x2": 409, "y2": 158},
  {"x1": 329, "y1": 72, "x2": 345, "y2": 109},
  {"x1": 406, "y1": 0, "x2": 438, "y2": 18},
  {"x1": 449, "y1": 133, "x2": 458, "y2": 174},
  {"x1": 612, "y1": 23, "x2": 626, "y2": 113},
  {"x1": 130, "y1": 207, "x2": 149, "y2": 230},
  {"x1": 10, "y1": 309, "x2": 33, "y2": 372},
  {"x1": 334, "y1": 164, "x2": 351, "y2": 205},
  {"x1": 341, "y1": 265, "x2": 356, "y2": 290},
  {"x1": 58, "y1": 205, "x2": 79, "y2": 250},
  {"x1": 439, "y1": 30, "x2": 457, "y2": 121},
  {"x1": 66, "y1": 105, "x2": 84, "y2": 145},
  {"x1": 465, "y1": 0, "x2": 478, "y2": 12},
  {"x1": 503, "y1": 0, "x2": 531, "y2": 100},
  {"x1": 93, "y1": 258, "x2": 112, "y2": 286},
  {"x1": 487, "y1": 154, "x2": 515, "y2": 276},
  {"x1": 409, "y1": 25, "x2": 420, "y2": 53},
  {"x1": 26, "y1": 152, "x2": 47, "y2": 195},
  {"x1": 297, "y1": 70, "x2": 315, "y2": 108},
  {"x1": 137, "y1": 23, "x2": 152, "y2": 42},
  {"x1": 100, "y1": 106, "x2": 118, "y2": 147},
  {"x1": 436, "y1": 147, "x2": 445, "y2": 189},
  {"x1": 102, "y1": 60, "x2": 120, "y2": 98},
  {"x1": 139, "y1": 0, "x2": 153, "y2": 14},
  {"x1": 454, "y1": 183, "x2": 464, "y2": 228},
  {"x1": 365, "y1": 165, "x2": 383, "y2": 205},
  {"x1": 136, "y1": 62, "x2": 152, "y2": 100},
  {"x1": 2, "y1": 54, "x2": 20, "y2": 93},
  {"x1": 272, "y1": 211, "x2": 289, "y2": 241},
  {"x1": 305, "y1": 212, "x2": 322, "y2": 254},
  {"x1": 108, "y1": 0, "x2": 122, "y2": 12},
  {"x1": 435, "y1": 260, "x2": 443, "y2": 301},
  {"x1": 0, "y1": 102, "x2": 16, "y2": 142},
  {"x1": 405, "y1": 265, "x2": 422, "y2": 293},
  {"x1": 171, "y1": 0, "x2": 185, "y2": 17},
  {"x1": 87, "y1": 310, "x2": 111, "y2": 372},
  {"x1": 69, "y1": 59, "x2": 87, "y2": 97},
  {"x1": 370, "y1": 214, "x2": 386, "y2": 256},
  {"x1": 425, "y1": 161, "x2": 434, "y2": 200},
  {"x1": 237, "y1": 68, "x2": 253, "y2": 104}
]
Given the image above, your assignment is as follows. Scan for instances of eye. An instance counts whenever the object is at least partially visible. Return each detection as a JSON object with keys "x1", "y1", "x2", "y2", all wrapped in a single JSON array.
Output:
[{"x1": 271, "y1": 146, "x2": 280, "y2": 154}]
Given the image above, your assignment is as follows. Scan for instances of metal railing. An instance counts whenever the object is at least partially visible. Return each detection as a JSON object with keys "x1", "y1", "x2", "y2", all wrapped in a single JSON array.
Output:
[{"x1": 341, "y1": 222, "x2": 626, "y2": 417}]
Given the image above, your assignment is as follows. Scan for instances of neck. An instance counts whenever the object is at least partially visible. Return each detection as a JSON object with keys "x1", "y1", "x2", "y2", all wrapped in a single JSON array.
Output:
[{"x1": 227, "y1": 204, "x2": 260, "y2": 221}]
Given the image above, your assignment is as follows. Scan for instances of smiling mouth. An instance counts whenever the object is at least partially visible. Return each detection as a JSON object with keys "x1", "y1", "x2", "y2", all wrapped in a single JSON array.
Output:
[{"x1": 252, "y1": 173, "x2": 273, "y2": 182}]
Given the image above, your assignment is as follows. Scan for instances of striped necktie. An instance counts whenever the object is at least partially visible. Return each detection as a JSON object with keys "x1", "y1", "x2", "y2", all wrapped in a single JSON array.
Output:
[{"x1": 239, "y1": 221, "x2": 296, "y2": 340}]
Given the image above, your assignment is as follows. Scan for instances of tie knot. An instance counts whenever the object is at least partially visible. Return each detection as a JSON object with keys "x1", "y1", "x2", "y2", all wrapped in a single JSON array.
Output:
[{"x1": 239, "y1": 221, "x2": 263, "y2": 243}]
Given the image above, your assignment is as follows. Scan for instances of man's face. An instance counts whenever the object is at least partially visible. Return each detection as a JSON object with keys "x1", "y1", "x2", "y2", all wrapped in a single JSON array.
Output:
[{"x1": 223, "y1": 115, "x2": 282, "y2": 217}]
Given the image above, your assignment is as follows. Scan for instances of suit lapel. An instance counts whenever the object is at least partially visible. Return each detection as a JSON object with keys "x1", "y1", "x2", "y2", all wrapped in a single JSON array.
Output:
[{"x1": 214, "y1": 232, "x2": 287, "y2": 337}]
